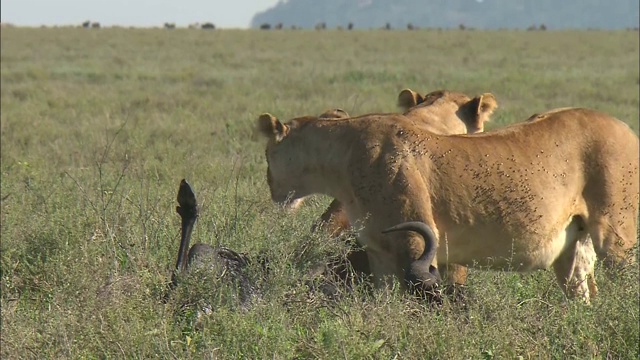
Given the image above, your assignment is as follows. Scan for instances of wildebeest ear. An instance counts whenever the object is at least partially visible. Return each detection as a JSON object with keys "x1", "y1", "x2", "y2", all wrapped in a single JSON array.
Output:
[
  {"x1": 397, "y1": 89, "x2": 424, "y2": 111},
  {"x1": 471, "y1": 93, "x2": 498, "y2": 117},
  {"x1": 318, "y1": 108, "x2": 349, "y2": 119},
  {"x1": 257, "y1": 113, "x2": 288, "y2": 141}
]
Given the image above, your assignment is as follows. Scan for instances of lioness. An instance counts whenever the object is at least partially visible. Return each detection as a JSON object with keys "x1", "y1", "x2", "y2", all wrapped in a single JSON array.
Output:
[
  {"x1": 257, "y1": 108, "x2": 638, "y2": 302},
  {"x1": 308, "y1": 89, "x2": 498, "y2": 287}
]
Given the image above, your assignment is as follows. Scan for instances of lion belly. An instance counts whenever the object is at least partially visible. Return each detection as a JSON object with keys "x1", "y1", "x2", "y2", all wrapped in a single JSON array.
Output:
[{"x1": 441, "y1": 215, "x2": 582, "y2": 271}]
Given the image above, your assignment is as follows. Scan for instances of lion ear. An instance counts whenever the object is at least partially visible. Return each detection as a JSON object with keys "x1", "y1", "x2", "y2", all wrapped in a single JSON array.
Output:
[
  {"x1": 422, "y1": 90, "x2": 446, "y2": 106},
  {"x1": 464, "y1": 93, "x2": 498, "y2": 133},
  {"x1": 472, "y1": 93, "x2": 498, "y2": 118},
  {"x1": 397, "y1": 89, "x2": 424, "y2": 111},
  {"x1": 318, "y1": 108, "x2": 349, "y2": 119},
  {"x1": 257, "y1": 113, "x2": 288, "y2": 141}
]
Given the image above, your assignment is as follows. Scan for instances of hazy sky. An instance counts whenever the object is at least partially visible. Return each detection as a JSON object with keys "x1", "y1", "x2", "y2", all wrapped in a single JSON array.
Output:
[{"x1": 1, "y1": 0, "x2": 281, "y2": 28}]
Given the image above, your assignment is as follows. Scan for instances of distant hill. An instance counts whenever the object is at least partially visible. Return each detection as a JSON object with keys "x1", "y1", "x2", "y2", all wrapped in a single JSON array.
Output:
[{"x1": 251, "y1": 0, "x2": 640, "y2": 30}]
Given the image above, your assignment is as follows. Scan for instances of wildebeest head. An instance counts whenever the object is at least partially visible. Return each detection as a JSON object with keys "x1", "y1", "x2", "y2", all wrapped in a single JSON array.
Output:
[{"x1": 169, "y1": 179, "x2": 263, "y2": 307}]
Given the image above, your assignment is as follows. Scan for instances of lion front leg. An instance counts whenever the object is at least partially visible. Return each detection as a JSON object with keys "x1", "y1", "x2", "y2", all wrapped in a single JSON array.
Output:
[
  {"x1": 441, "y1": 264, "x2": 468, "y2": 303},
  {"x1": 441, "y1": 264, "x2": 468, "y2": 285},
  {"x1": 363, "y1": 232, "x2": 421, "y2": 292},
  {"x1": 310, "y1": 199, "x2": 351, "y2": 238}
]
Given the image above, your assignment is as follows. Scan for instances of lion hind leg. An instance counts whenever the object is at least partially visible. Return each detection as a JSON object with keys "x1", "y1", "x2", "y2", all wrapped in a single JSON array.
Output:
[
  {"x1": 584, "y1": 163, "x2": 638, "y2": 271},
  {"x1": 587, "y1": 214, "x2": 637, "y2": 273}
]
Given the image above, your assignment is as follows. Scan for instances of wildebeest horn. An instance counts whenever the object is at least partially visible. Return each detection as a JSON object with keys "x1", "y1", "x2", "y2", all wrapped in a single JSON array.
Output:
[
  {"x1": 172, "y1": 179, "x2": 199, "y2": 287},
  {"x1": 382, "y1": 221, "x2": 441, "y2": 290}
]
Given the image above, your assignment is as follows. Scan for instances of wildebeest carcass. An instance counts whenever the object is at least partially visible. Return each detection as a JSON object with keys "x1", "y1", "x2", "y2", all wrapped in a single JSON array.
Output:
[
  {"x1": 169, "y1": 179, "x2": 378, "y2": 305},
  {"x1": 167, "y1": 179, "x2": 443, "y2": 311},
  {"x1": 168, "y1": 179, "x2": 263, "y2": 308}
]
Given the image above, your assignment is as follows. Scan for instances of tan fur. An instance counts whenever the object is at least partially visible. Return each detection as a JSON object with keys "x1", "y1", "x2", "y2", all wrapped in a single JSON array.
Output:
[
  {"x1": 319, "y1": 108, "x2": 350, "y2": 119},
  {"x1": 401, "y1": 89, "x2": 498, "y2": 134},
  {"x1": 258, "y1": 108, "x2": 639, "y2": 303},
  {"x1": 311, "y1": 89, "x2": 498, "y2": 285}
]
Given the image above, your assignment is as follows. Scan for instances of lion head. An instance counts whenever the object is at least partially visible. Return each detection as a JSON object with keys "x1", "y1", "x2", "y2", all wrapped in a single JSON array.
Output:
[
  {"x1": 256, "y1": 110, "x2": 350, "y2": 211},
  {"x1": 398, "y1": 88, "x2": 498, "y2": 134}
]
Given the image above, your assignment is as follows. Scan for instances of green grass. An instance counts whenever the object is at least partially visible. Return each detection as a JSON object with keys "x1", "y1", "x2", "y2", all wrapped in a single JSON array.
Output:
[{"x1": 1, "y1": 27, "x2": 638, "y2": 359}]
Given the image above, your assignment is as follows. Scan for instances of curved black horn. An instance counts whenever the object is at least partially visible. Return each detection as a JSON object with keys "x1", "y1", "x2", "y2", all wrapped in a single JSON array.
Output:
[
  {"x1": 172, "y1": 179, "x2": 199, "y2": 287},
  {"x1": 382, "y1": 221, "x2": 437, "y2": 267},
  {"x1": 382, "y1": 221, "x2": 440, "y2": 289}
]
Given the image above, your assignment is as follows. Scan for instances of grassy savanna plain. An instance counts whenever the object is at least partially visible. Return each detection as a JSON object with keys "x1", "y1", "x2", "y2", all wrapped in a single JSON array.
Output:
[{"x1": 1, "y1": 27, "x2": 638, "y2": 359}]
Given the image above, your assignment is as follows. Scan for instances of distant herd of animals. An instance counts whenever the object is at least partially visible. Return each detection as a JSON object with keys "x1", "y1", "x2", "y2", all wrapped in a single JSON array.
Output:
[
  {"x1": 2, "y1": 21, "x2": 638, "y2": 31},
  {"x1": 1, "y1": 21, "x2": 580, "y2": 31},
  {"x1": 74, "y1": 20, "x2": 542, "y2": 31},
  {"x1": 168, "y1": 87, "x2": 638, "y2": 309}
]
